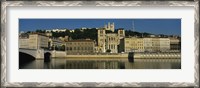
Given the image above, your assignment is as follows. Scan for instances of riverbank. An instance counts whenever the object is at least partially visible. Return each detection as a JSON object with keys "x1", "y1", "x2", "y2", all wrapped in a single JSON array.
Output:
[{"x1": 50, "y1": 51, "x2": 181, "y2": 59}]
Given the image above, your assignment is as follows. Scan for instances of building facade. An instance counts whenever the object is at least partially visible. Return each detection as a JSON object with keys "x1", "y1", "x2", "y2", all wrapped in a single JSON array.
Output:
[
  {"x1": 28, "y1": 34, "x2": 49, "y2": 49},
  {"x1": 19, "y1": 33, "x2": 49, "y2": 49},
  {"x1": 97, "y1": 28, "x2": 106, "y2": 52},
  {"x1": 152, "y1": 38, "x2": 160, "y2": 52},
  {"x1": 143, "y1": 38, "x2": 153, "y2": 52},
  {"x1": 120, "y1": 37, "x2": 171, "y2": 53},
  {"x1": 159, "y1": 38, "x2": 170, "y2": 52},
  {"x1": 105, "y1": 33, "x2": 119, "y2": 53},
  {"x1": 170, "y1": 38, "x2": 181, "y2": 51},
  {"x1": 118, "y1": 29, "x2": 125, "y2": 39},
  {"x1": 19, "y1": 38, "x2": 29, "y2": 49},
  {"x1": 65, "y1": 40, "x2": 95, "y2": 54},
  {"x1": 49, "y1": 38, "x2": 65, "y2": 50},
  {"x1": 123, "y1": 37, "x2": 144, "y2": 52},
  {"x1": 97, "y1": 25, "x2": 125, "y2": 53}
]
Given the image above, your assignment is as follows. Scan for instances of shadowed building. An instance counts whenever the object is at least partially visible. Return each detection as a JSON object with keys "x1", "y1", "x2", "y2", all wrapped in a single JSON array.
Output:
[
  {"x1": 170, "y1": 38, "x2": 181, "y2": 51},
  {"x1": 65, "y1": 39, "x2": 95, "y2": 55}
]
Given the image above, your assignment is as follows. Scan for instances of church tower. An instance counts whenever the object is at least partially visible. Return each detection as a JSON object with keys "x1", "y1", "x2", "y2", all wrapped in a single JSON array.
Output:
[{"x1": 97, "y1": 28, "x2": 106, "y2": 52}]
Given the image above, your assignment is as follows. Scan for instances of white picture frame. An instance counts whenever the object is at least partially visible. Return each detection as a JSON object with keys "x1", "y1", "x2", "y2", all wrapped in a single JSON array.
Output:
[{"x1": 1, "y1": 0, "x2": 199, "y2": 87}]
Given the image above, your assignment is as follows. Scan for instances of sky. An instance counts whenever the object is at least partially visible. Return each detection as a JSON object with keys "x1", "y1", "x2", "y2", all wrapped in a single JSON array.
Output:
[{"x1": 19, "y1": 19, "x2": 181, "y2": 35}]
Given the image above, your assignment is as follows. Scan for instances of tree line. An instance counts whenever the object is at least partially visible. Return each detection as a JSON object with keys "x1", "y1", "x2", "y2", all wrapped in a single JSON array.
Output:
[{"x1": 32, "y1": 28, "x2": 174, "y2": 41}]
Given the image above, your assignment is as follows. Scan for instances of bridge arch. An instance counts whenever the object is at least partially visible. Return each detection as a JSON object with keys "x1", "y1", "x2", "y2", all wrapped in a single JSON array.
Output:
[
  {"x1": 44, "y1": 52, "x2": 51, "y2": 62},
  {"x1": 19, "y1": 52, "x2": 35, "y2": 65}
]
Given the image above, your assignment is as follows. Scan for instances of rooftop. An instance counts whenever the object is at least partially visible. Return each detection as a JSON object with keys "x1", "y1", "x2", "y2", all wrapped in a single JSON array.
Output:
[{"x1": 67, "y1": 39, "x2": 94, "y2": 42}]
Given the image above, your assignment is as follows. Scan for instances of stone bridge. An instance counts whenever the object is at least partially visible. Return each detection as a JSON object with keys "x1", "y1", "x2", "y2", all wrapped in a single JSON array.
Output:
[{"x1": 19, "y1": 48, "x2": 52, "y2": 59}]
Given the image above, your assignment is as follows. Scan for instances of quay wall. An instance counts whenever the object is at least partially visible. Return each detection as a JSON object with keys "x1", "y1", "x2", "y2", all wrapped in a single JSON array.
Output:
[{"x1": 51, "y1": 51, "x2": 181, "y2": 59}]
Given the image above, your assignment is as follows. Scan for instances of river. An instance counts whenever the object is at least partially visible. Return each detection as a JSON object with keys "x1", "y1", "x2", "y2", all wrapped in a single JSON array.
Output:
[{"x1": 19, "y1": 58, "x2": 181, "y2": 69}]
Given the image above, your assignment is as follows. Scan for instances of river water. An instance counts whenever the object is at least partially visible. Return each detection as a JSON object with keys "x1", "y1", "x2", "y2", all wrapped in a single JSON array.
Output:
[{"x1": 19, "y1": 58, "x2": 181, "y2": 69}]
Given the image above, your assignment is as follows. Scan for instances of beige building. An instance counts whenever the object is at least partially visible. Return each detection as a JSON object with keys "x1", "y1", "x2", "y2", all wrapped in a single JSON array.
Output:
[
  {"x1": 143, "y1": 38, "x2": 153, "y2": 52},
  {"x1": 66, "y1": 39, "x2": 95, "y2": 54},
  {"x1": 28, "y1": 34, "x2": 49, "y2": 49},
  {"x1": 120, "y1": 37, "x2": 171, "y2": 53},
  {"x1": 97, "y1": 26, "x2": 125, "y2": 53},
  {"x1": 123, "y1": 37, "x2": 144, "y2": 52},
  {"x1": 159, "y1": 38, "x2": 170, "y2": 52},
  {"x1": 19, "y1": 33, "x2": 49, "y2": 49},
  {"x1": 105, "y1": 33, "x2": 119, "y2": 53},
  {"x1": 45, "y1": 32, "x2": 52, "y2": 37},
  {"x1": 19, "y1": 38, "x2": 29, "y2": 49},
  {"x1": 49, "y1": 38, "x2": 65, "y2": 50},
  {"x1": 152, "y1": 38, "x2": 160, "y2": 52},
  {"x1": 97, "y1": 28, "x2": 106, "y2": 52}
]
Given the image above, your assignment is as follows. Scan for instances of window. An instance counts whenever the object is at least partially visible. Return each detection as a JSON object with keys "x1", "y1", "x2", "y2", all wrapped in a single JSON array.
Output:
[
  {"x1": 111, "y1": 45, "x2": 113, "y2": 49},
  {"x1": 100, "y1": 30, "x2": 103, "y2": 34},
  {"x1": 120, "y1": 31, "x2": 123, "y2": 34}
]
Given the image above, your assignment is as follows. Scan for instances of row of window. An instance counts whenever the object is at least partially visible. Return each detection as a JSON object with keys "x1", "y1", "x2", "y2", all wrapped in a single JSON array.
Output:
[
  {"x1": 66, "y1": 42, "x2": 93, "y2": 45},
  {"x1": 108, "y1": 44, "x2": 116, "y2": 49},
  {"x1": 66, "y1": 47, "x2": 93, "y2": 51}
]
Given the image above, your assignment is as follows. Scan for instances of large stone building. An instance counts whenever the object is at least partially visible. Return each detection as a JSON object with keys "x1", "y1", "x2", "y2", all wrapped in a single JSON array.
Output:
[
  {"x1": 65, "y1": 39, "x2": 95, "y2": 54},
  {"x1": 49, "y1": 38, "x2": 65, "y2": 50},
  {"x1": 119, "y1": 37, "x2": 171, "y2": 53},
  {"x1": 118, "y1": 29, "x2": 125, "y2": 39},
  {"x1": 28, "y1": 34, "x2": 49, "y2": 49},
  {"x1": 159, "y1": 38, "x2": 170, "y2": 52},
  {"x1": 144, "y1": 38, "x2": 170, "y2": 52},
  {"x1": 143, "y1": 38, "x2": 153, "y2": 52},
  {"x1": 123, "y1": 37, "x2": 144, "y2": 52},
  {"x1": 97, "y1": 26, "x2": 125, "y2": 53},
  {"x1": 170, "y1": 38, "x2": 181, "y2": 51},
  {"x1": 105, "y1": 33, "x2": 119, "y2": 53},
  {"x1": 97, "y1": 28, "x2": 106, "y2": 52},
  {"x1": 152, "y1": 38, "x2": 160, "y2": 52},
  {"x1": 19, "y1": 38, "x2": 29, "y2": 49},
  {"x1": 19, "y1": 33, "x2": 49, "y2": 49}
]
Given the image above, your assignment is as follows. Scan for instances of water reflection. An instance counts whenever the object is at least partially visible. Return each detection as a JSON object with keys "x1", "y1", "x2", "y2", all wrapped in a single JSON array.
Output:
[{"x1": 19, "y1": 58, "x2": 181, "y2": 69}]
